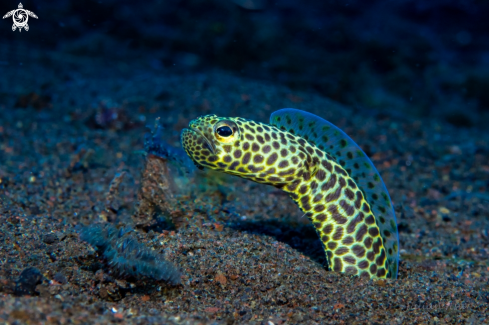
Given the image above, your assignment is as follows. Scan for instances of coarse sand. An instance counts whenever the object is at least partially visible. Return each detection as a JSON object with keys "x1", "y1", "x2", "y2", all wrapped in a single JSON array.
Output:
[{"x1": 0, "y1": 54, "x2": 488, "y2": 324}]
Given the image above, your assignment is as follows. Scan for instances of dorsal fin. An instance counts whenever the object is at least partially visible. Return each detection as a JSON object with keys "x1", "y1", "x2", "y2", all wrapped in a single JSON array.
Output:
[{"x1": 270, "y1": 108, "x2": 399, "y2": 278}]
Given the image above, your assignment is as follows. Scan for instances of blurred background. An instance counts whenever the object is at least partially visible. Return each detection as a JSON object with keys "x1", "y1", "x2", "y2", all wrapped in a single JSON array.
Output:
[{"x1": 1, "y1": 0, "x2": 489, "y2": 127}]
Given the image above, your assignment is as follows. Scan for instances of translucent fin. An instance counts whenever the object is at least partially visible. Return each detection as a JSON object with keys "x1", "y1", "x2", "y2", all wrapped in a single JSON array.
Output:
[{"x1": 270, "y1": 108, "x2": 399, "y2": 278}]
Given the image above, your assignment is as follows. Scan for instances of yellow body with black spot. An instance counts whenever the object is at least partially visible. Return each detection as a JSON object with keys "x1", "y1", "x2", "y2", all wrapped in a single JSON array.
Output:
[{"x1": 181, "y1": 110, "x2": 398, "y2": 279}]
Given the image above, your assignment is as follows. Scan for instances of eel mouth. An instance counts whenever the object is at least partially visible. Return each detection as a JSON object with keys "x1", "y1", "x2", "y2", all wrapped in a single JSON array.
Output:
[{"x1": 187, "y1": 127, "x2": 216, "y2": 155}]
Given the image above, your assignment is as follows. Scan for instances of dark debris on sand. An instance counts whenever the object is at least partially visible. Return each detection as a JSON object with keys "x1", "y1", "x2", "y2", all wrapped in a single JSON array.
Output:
[{"x1": 0, "y1": 57, "x2": 489, "y2": 324}]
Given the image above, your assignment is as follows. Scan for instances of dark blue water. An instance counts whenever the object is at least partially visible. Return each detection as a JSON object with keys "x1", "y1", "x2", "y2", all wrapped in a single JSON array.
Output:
[{"x1": 1, "y1": 0, "x2": 488, "y2": 127}]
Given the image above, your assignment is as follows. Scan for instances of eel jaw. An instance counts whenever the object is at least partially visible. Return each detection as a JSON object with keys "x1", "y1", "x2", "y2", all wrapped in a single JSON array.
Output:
[
  {"x1": 189, "y1": 127, "x2": 216, "y2": 155},
  {"x1": 182, "y1": 127, "x2": 216, "y2": 170}
]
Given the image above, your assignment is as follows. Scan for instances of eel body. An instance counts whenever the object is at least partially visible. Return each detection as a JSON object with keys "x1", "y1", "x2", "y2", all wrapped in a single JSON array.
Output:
[{"x1": 181, "y1": 108, "x2": 399, "y2": 279}]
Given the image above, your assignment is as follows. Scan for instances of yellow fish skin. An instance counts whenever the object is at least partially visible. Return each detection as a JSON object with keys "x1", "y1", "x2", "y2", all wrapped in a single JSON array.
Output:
[{"x1": 181, "y1": 109, "x2": 399, "y2": 279}]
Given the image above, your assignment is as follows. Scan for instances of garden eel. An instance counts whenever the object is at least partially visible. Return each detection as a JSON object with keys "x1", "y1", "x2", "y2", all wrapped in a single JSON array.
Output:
[{"x1": 181, "y1": 108, "x2": 399, "y2": 279}]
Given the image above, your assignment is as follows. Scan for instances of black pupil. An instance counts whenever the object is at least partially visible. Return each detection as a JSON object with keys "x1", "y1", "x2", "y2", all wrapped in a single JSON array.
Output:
[{"x1": 217, "y1": 126, "x2": 233, "y2": 137}]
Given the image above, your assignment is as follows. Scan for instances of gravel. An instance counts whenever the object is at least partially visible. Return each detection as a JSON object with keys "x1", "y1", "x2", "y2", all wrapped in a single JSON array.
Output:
[{"x1": 0, "y1": 53, "x2": 488, "y2": 324}]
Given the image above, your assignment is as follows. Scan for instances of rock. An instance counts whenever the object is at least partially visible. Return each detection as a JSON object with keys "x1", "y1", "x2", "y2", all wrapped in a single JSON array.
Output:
[
  {"x1": 42, "y1": 233, "x2": 58, "y2": 244},
  {"x1": 14, "y1": 267, "x2": 44, "y2": 296}
]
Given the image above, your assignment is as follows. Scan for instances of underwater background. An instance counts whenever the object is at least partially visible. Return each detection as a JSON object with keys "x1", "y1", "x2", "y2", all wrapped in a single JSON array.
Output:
[
  {"x1": 2, "y1": 0, "x2": 489, "y2": 126},
  {"x1": 1, "y1": 0, "x2": 489, "y2": 324}
]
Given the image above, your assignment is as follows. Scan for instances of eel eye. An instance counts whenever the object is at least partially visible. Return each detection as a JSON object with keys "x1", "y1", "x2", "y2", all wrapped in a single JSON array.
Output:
[
  {"x1": 216, "y1": 125, "x2": 233, "y2": 137},
  {"x1": 214, "y1": 120, "x2": 239, "y2": 143}
]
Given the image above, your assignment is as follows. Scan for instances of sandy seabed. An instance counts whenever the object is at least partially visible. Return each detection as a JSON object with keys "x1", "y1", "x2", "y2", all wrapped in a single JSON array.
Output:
[{"x1": 0, "y1": 54, "x2": 488, "y2": 324}]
